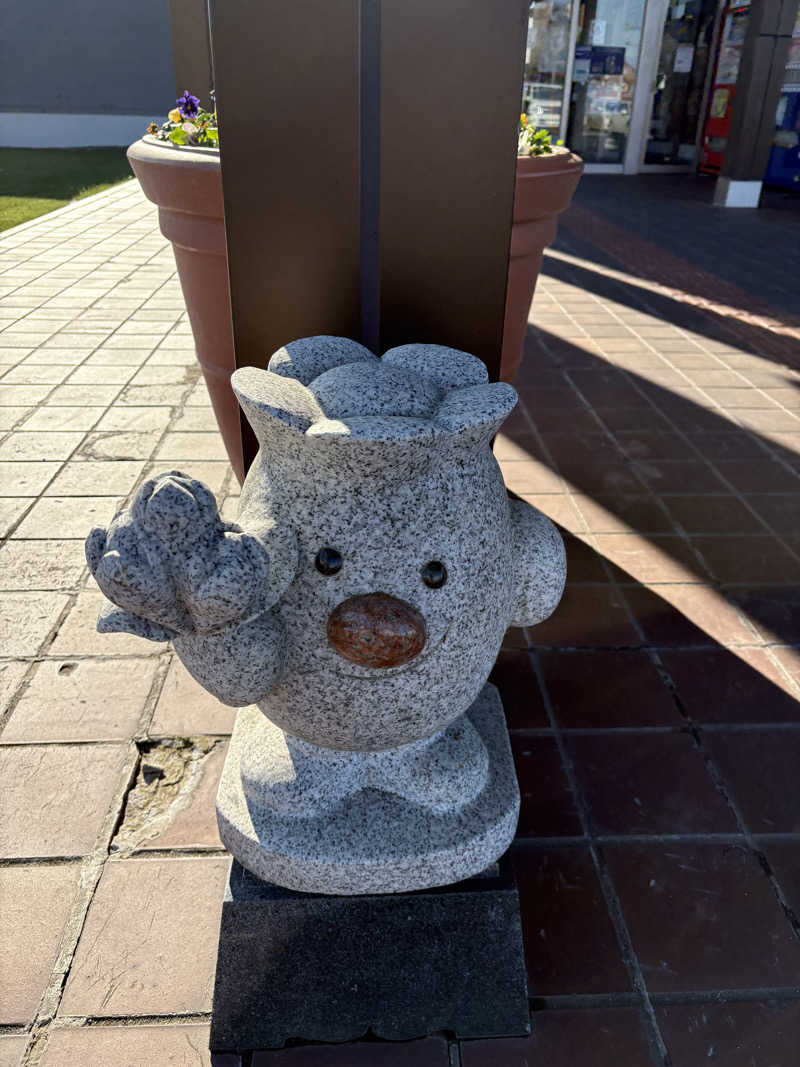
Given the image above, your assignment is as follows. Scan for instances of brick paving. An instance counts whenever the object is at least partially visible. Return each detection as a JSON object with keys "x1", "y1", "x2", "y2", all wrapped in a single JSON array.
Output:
[{"x1": 0, "y1": 177, "x2": 799, "y2": 1066}]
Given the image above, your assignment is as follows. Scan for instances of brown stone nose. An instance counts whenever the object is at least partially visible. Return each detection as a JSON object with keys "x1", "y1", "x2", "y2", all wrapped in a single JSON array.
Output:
[{"x1": 327, "y1": 593, "x2": 426, "y2": 669}]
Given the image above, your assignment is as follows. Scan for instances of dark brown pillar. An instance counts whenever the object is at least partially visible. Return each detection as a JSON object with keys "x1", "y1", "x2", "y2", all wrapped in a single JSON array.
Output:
[
  {"x1": 168, "y1": 0, "x2": 214, "y2": 102},
  {"x1": 379, "y1": 0, "x2": 529, "y2": 377},
  {"x1": 208, "y1": 0, "x2": 527, "y2": 468},
  {"x1": 715, "y1": 0, "x2": 796, "y2": 204}
]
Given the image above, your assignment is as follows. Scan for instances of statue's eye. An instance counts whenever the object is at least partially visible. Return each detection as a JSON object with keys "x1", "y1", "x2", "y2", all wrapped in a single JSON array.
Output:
[
  {"x1": 315, "y1": 547, "x2": 343, "y2": 576},
  {"x1": 421, "y1": 561, "x2": 447, "y2": 589}
]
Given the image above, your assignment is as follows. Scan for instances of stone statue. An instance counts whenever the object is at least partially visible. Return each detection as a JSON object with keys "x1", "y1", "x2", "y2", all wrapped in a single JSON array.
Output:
[{"x1": 86, "y1": 338, "x2": 565, "y2": 894}]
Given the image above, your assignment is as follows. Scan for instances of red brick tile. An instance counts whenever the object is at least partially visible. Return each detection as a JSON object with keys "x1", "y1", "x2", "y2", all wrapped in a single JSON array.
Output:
[
  {"x1": 599, "y1": 407, "x2": 671, "y2": 432},
  {"x1": 493, "y1": 431, "x2": 544, "y2": 464},
  {"x1": 595, "y1": 533, "x2": 709, "y2": 584},
  {"x1": 513, "y1": 848, "x2": 631, "y2": 995},
  {"x1": 529, "y1": 586, "x2": 640, "y2": 648},
  {"x1": 687, "y1": 433, "x2": 770, "y2": 460},
  {"x1": 704, "y1": 730, "x2": 800, "y2": 833},
  {"x1": 519, "y1": 493, "x2": 586, "y2": 532},
  {"x1": 726, "y1": 587, "x2": 800, "y2": 644},
  {"x1": 0, "y1": 864, "x2": 80, "y2": 1023},
  {"x1": 657, "y1": 400, "x2": 733, "y2": 434},
  {"x1": 771, "y1": 645, "x2": 800, "y2": 690},
  {"x1": 530, "y1": 408, "x2": 603, "y2": 434},
  {"x1": 656, "y1": 1000, "x2": 800, "y2": 1067},
  {"x1": 568, "y1": 732, "x2": 736, "y2": 835},
  {"x1": 622, "y1": 585, "x2": 756, "y2": 647},
  {"x1": 712, "y1": 459, "x2": 800, "y2": 494},
  {"x1": 561, "y1": 533, "x2": 609, "y2": 582},
  {"x1": 760, "y1": 842, "x2": 800, "y2": 919},
  {"x1": 691, "y1": 535, "x2": 800, "y2": 585},
  {"x1": 511, "y1": 737, "x2": 580, "y2": 837},
  {"x1": 253, "y1": 1037, "x2": 449, "y2": 1065},
  {"x1": 634, "y1": 460, "x2": 727, "y2": 494},
  {"x1": 735, "y1": 410, "x2": 800, "y2": 434},
  {"x1": 572, "y1": 494, "x2": 674, "y2": 534},
  {"x1": 614, "y1": 430, "x2": 696, "y2": 461},
  {"x1": 501, "y1": 627, "x2": 529, "y2": 651},
  {"x1": 0, "y1": 743, "x2": 129, "y2": 858},
  {"x1": 39, "y1": 1024, "x2": 216, "y2": 1066},
  {"x1": 540, "y1": 651, "x2": 679, "y2": 727},
  {"x1": 665, "y1": 495, "x2": 766, "y2": 535},
  {"x1": 460, "y1": 1008, "x2": 654, "y2": 1067},
  {"x1": 661, "y1": 648, "x2": 799, "y2": 723},
  {"x1": 744, "y1": 494, "x2": 800, "y2": 534},
  {"x1": 489, "y1": 651, "x2": 548, "y2": 729},
  {"x1": 606, "y1": 844, "x2": 800, "y2": 992},
  {"x1": 60, "y1": 856, "x2": 230, "y2": 1016},
  {"x1": 502, "y1": 460, "x2": 565, "y2": 496}
]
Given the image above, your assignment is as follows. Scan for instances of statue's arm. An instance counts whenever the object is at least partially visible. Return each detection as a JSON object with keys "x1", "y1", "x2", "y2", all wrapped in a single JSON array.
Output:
[
  {"x1": 508, "y1": 496, "x2": 566, "y2": 628},
  {"x1": 85, "y1": 471, "x2": 292, "y2": 706}
]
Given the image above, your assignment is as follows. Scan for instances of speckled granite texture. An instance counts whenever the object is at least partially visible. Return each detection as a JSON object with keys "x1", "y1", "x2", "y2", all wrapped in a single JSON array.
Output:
[
  {"x1": 85, "y1": 336, "x2": 567, "y2": 893},
  {"x1": 217, "y1": 683, "x2": 517, "y2": 894}
]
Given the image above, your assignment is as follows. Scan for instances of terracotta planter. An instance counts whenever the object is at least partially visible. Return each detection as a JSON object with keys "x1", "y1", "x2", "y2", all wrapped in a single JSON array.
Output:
[
  {"x1": 500, "y1": 148, "x2": 584, "y2": 384},
  {"x1": 127, "y1": 138, "x2": 244, "y2": 482},
  {"x1": 128, "y1": 137, "x2": 581, "y2": 478}
]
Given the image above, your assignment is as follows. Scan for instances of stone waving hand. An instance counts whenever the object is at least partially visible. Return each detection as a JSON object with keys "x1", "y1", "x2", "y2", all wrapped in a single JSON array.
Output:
[{"x1": 85, "y1": 472, "x2": 285, "y2": 705}]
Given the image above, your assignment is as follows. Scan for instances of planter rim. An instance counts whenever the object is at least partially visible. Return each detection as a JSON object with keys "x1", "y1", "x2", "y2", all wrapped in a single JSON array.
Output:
[
  {"x1": 516, "y1": 146, "x2": 583, "y2": 174},
  {"x1": 129, "y1": 135, "x2": 221, "y2": 164}
]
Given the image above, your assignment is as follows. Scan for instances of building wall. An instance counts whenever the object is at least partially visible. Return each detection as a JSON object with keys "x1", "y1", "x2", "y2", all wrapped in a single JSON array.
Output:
[{"x1": 0, "y1": 0, "x2": 175, "y2": 146}]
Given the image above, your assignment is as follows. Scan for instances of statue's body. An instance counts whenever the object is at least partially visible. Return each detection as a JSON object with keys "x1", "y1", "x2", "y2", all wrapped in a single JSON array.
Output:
[{"x1": 86, "y1": 338, "x2": 566, "y2": 894}]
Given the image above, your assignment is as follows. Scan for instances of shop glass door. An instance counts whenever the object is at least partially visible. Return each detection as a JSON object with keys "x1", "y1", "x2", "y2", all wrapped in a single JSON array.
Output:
[
  {"x1": 645, "y1": 0, "x2": 720, "y2": 165},
  {"x1": 565, "y1": 0, "x2": 647, "y2": 165},
  {"x1": 522, "y1": 0, "x2": 575, "y2": 139}
]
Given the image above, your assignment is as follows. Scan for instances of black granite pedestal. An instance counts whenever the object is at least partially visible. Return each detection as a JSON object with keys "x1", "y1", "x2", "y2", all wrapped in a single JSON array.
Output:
[{"x1": 209, "y1": 857, "x2": 530, "y2": 1053}]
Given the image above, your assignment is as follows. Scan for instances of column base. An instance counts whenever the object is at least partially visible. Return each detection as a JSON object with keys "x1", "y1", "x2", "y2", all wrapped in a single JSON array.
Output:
[
  {"x1": 713, "y1": 177, "x2": 763, "y2": 208},
  {"x1": 209, "y1": 856, "x2": 530, "y2": 1051}
]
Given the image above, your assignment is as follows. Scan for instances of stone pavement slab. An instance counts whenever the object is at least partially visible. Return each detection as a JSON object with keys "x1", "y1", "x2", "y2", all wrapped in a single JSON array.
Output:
[
  {"x1": 60, "y1": 856, "x2": 229, "y2": 1017},
  {"x1": 0, "y1": 1036, "x2": 27, "y2": 1067},
  {"x1": 38, "y1": 1024, "x2": 215, "y2": 1066},
  {"x1": 0, "y1": 743, "x2": 129, "y2": 858},
  {"x1": 0, "y1": 864, "x2": 80, "y2": 1024},
  {"x1": 1, "y1": 658, "x2": 157, "y2": 742}
]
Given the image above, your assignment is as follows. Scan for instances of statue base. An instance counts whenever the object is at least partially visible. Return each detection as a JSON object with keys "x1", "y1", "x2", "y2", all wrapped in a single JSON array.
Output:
[
  {"x1": 216, "y1": 683, "x2": 520, "y2": 895},
  {"x1": 209, "y1": 856, "x2": 530, "y2": 1052}
]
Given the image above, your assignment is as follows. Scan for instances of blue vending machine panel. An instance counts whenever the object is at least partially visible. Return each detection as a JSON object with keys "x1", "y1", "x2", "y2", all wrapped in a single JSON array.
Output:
[{"x1": 764, "y1": 14, "x2": 800, "y2": 190}]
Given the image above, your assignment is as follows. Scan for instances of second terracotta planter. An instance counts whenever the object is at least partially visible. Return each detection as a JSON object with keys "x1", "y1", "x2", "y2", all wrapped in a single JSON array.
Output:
[
  {"x1": 500, "y1": 148, "x2": 584, "y2": 384},
  {"x1": 128, "y1": 138, "x2": 582, "y2": 477},
  {"x1": 127, "y1": 138, "x2": 245, "y2": 482}
]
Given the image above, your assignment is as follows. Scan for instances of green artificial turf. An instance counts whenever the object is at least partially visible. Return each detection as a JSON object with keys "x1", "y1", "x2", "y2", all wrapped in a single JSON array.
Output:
[{"x1": 0, "y1": 147, "x2": 134, "y2": 232}]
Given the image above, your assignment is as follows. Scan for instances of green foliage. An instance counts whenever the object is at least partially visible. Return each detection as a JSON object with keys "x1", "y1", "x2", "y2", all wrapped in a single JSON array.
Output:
[
  {"x1": 518, "y1": 115, "x2": 564, "y2": 157},
  {"x1": 148, "y1": 92, "x2": 219, "y2": 149}
]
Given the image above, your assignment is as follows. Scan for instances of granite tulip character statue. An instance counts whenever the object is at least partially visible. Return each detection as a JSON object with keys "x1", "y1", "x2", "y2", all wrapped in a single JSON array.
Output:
[{"x1": 86, "y1": 338, "x2": 566, "y2": 894}]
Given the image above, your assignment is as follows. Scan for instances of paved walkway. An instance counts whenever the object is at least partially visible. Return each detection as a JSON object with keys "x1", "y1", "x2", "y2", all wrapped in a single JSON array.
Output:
[{"x1": 0, "y1": 177, "x2": 799, "y2": 1066}]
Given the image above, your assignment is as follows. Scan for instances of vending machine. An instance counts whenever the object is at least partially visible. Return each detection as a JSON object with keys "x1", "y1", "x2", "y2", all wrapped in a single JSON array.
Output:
[
  {"x1": 699, "y1": 0, "x2": 751, "y2": 174},
  {"x1": 763, "y1": 10, "x2": 800, "y2": 189}
]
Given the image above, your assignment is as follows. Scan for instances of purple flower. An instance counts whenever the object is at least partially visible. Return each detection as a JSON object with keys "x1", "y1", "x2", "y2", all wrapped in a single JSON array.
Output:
[{"x1": 177, "y1": 90, "x2": 200, "y2": 119}]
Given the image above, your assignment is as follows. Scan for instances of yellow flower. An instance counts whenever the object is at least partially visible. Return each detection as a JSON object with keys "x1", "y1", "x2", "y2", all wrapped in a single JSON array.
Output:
[
  {"x1": 520, "y1": 113, "x2": 528, "y2": 126},
  {"x1": 168, "y1": 108, "x2": 181, "y2": 123}
]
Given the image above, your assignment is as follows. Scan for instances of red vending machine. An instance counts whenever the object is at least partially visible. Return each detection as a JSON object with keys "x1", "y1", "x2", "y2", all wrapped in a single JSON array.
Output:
[{"x1": 700, "y1": 0, "x2": 751, "y2": 173}]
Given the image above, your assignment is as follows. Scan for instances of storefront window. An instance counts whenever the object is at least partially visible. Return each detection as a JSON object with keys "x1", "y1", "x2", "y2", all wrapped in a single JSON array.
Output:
[
  {"x1": 566, "y1": 0, "x2": 646, "y2": 163},
  {"x1": 646, "y1": 0, "x2": 719, "y2": 165},
  {"x1": 522, "y1": 0, "x2": 574, "y2": 137}
]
